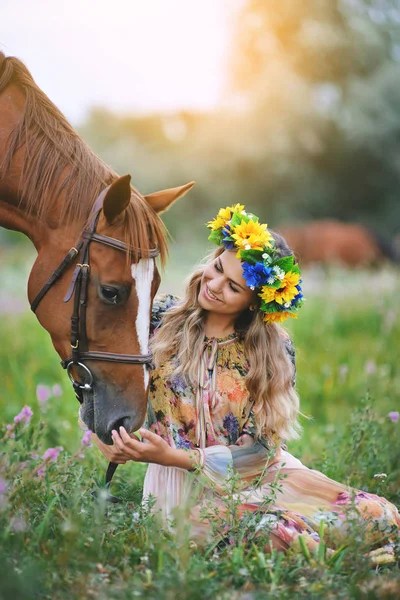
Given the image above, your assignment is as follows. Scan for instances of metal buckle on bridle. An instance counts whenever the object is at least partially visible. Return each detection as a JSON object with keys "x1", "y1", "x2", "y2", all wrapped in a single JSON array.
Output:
[{"x1": 66, "y1": 361, "x2": 94, "y2": 389}]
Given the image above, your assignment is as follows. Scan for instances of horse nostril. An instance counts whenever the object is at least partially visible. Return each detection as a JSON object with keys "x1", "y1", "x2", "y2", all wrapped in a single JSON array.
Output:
[{"x1": 111, "y1": 417, "x2": 133, "y2": 435}]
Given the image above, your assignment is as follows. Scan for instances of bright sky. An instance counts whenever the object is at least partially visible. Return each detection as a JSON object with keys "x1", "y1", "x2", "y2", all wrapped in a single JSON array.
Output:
[{"x1": 1, "y1": 0, "x2": 235, "y2": 124}]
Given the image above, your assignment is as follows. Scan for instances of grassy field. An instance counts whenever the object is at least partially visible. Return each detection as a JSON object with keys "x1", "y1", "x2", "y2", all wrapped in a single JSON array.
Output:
[{"x1": 0, "y1": 250, "x2": 399, "y2": 598}]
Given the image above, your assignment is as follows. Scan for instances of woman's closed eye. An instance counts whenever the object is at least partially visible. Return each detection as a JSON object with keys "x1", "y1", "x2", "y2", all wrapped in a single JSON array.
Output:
[{"x1": 214, "y1": 262, "x2": 240, "y2": 293}]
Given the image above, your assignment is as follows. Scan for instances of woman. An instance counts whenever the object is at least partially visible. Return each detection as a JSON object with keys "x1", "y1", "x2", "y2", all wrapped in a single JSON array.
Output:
[{"x1": 94, "y1": 204, "x2": 399, "y2": 562}]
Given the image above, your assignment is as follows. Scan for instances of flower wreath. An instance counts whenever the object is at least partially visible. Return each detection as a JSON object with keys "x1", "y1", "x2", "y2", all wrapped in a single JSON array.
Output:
[{"x1": 207, "y1": 204, "x2": 304, "y2": 324}]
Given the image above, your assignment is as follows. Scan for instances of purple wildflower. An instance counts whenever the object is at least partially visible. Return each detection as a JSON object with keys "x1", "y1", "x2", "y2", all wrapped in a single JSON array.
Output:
[
  {"x1": 52, "y1": 384, "x2": 63, "y2": 397},
  {"x1": 42, "y1": 446, "x2": 63, "y2": 462},
  {"x1": 81, "y1": 430, "x2": 93, "y2": 447},
  {"x1": 0, "y1": 477, "x2": 7, "y2": 510},
  {"x1": 14, "y1": 406, "x2": 33, "y2": 424},
  {"x1": 37, "y1": 468, "x2": 45, "y2": 478},
  {"x1": 36, "y1": 385, "x2": 51, "y2": 405},
  {"x1": 6, "y1": 425, "x2": 15, "y2": 439},
  {"x1": 388, "y1": 411, "x2": 399, "y2": 423},
  {"x1": 0, "y1": 477, "x2": 7, "y2": 496}
]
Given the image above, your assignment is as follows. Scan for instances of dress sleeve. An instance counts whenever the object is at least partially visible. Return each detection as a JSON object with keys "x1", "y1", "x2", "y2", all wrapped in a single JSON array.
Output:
[
  {"x1": 197, "y1": 334, "x2": 295, "y2": 493},
  {"x1": 199, "y1": 437, "x2": 280, "y2": 494}
]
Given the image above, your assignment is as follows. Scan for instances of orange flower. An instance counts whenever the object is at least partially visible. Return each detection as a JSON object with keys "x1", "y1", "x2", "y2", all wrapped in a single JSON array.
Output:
[{"x1": 264, "y1": 311, "x2": 298, "y2": 324}]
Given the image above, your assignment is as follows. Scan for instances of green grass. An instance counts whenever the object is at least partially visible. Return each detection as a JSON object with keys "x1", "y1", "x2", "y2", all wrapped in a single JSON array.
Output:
[{"x1": 0, "y1": 258, "x2": 400, "y2": 599}]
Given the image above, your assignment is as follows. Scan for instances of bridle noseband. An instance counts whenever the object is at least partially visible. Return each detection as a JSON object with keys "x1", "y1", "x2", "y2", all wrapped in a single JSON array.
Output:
[{"x1": 30, "y1": 185, "x2": 159, "y2": 404}]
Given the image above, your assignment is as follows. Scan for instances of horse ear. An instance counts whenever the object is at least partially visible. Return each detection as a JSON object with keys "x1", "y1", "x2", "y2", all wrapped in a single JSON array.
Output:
[
  {"x1": 102, "y1": 175, "x2": 132, "y2": 224},
  {"x1": 144, "y1": 181, "x2": 195, "y2": 214}
]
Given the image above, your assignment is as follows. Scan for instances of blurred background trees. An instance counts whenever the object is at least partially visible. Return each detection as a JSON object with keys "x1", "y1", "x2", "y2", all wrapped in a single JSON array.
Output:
[{"x1": 2, "y1": 0, "x2": 400, "y2": 248}]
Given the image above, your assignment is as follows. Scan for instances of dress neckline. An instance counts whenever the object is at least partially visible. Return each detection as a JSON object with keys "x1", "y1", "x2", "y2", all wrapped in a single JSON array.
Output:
[{"x1": 203, "y1": 332, "x2": 237, "y2": 344}]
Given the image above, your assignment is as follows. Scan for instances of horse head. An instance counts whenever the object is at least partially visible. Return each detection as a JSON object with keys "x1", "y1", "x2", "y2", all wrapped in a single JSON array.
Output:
[{"x1": 0, "y1": 52, "x2": 195, "y2": 443}]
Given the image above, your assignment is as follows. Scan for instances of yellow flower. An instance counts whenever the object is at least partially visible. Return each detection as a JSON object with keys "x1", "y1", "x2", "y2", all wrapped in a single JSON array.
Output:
[
  {"x1": 231, "y1": 219, "x2": 273, "y2": 253},
  {"x1": 264, "y1": 311, "x2": 298, "y2": 324},
  {"x1": 207, "y1": 204, "x2": 245, "y2": 231},
  {"x1": 260, "y1": 271, "x2": 300, "y2": 305},
  {"x1": 226, "y1": 203, "x2": 245, "y2": 215},
  {"x1": 207, "y1": 215, "x2": 227, "y2": 231}
]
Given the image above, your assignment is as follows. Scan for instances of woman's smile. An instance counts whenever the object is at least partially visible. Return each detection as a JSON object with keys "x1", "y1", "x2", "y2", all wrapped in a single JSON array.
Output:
[{"x1": 203, "y1": 283, "x2": 222, "y2": 303}]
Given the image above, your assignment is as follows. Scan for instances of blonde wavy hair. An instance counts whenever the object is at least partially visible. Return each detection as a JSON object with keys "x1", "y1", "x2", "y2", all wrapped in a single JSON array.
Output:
[{"x1": 151, "y1": 239, "x2": 301, "y2": 441}]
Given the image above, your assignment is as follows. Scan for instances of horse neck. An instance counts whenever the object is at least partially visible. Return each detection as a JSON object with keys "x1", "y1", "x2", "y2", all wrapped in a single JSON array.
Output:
[
  {"x1": 0, "y1": 160, "x2": 84, "y2": 252},
  {"x1": 0, "y1": 81, "x2": 97, "y2": 251}
]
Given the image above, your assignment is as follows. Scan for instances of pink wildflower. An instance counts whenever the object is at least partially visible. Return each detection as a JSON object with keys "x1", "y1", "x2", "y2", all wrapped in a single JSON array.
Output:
[
  {"x1": 338, "y1": 364, "x2": 348, "y2": 383},
  {"x1": 0, "y1": 477, "x2": 7, "y2": 510},
  {"x1": 10, "y1": 517, "x2": 27, "y2": 533},
  {"x1": 52, "y1": 384, "x2": 63, "y2": 397},
  {"x1": 14, "y1": 406, "x2": 33, "y2": 424},
  {"x1": 81, "y1": 430, "x2": 93, "y2": 447},
  {"x1": 36, "y1": 385, "x2": 51, "y2": 406},
  {"x1": 42, "y1": 446, "x2": 64, "y2": 462},
  {"x1": 0, "y1": 477, "x2": 7, "y2": 496},
  {"x1": 388, "y1": 411, "x2": 399, "y2": 423},
  {"x1": 364, "y1": 360, "x2": 377, "y2": 375},
  {"x1": 6, "y1": 425, "x2": 15, "y2": 439}
]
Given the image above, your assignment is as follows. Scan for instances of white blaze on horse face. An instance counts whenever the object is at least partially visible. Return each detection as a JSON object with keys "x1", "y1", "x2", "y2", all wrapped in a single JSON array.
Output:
[{"x1": 131, "y1": 259, "x2": 154, "y2": 389}]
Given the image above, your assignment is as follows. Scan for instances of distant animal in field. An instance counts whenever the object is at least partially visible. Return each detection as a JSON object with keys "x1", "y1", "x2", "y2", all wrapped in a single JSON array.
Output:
[{"x1": 277, "y1": 221, "x2": 400, "y2": 268}]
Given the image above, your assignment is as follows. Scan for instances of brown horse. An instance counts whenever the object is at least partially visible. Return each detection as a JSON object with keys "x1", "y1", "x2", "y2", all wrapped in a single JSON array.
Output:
[
  {"x1": 277, "y1": 220, "x2": 399, "y2": 268},
  {"x1": 0, "y1": 53, "x2": 194, "y2": 444}
]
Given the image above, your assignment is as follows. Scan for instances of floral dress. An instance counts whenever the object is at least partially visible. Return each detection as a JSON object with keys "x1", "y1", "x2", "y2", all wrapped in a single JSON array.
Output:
[{"x1": 143, "y1": 295, "x2": 400, "y2": 563}]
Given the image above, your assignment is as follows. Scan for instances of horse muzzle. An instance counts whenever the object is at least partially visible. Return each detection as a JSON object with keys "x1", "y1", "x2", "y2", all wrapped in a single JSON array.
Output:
[{"x1": 79, "y1": 380, "x2": 147, "y2": 445}]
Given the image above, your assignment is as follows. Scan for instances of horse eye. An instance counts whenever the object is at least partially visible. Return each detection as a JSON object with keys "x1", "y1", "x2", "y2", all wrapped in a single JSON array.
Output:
[{"x1": 99, "y1": 285, "x2": 121, "y2": 305}]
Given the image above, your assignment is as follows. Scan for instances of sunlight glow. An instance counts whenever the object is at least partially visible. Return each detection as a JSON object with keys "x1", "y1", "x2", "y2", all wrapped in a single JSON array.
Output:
[{"x1": 0, "y1": 0, "x2": 234, "y2": 123}]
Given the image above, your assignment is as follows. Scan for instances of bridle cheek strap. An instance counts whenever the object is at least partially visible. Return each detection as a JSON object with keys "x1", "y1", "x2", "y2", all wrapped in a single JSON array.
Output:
[{"x1": 30, "y1": 184, "x2": 160, "y2": 400}]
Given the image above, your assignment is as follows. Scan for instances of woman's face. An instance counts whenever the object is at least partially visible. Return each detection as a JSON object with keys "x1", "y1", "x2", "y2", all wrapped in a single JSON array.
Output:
[{"x1": 198, "y1": 250, "x2": 256, "y2": 318}]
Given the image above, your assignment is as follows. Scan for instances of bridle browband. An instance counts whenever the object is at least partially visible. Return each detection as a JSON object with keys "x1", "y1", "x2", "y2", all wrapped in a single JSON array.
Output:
[{"x1": 30, "y1": 184, "x2": 160, "y2": 404}]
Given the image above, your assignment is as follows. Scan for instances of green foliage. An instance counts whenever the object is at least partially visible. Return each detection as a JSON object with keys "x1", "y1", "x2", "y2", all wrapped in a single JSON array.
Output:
[{"x1": 0, "y1": 265, "x2": 400, "y2": 596}]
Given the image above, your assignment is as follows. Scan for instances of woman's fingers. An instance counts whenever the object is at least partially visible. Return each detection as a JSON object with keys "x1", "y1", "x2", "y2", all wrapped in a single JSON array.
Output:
[
  {"x1": 139, "y1": 428, "x2": 159, "y2": 443},
  {"x1": 119, "y1": 426, "x2": 140, "y2": 446}
]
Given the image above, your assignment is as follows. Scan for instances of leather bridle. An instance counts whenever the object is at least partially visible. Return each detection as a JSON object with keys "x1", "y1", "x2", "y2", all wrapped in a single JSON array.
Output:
[{"x1": 30, "y1": 184, "x2": 160, "y2": 404}]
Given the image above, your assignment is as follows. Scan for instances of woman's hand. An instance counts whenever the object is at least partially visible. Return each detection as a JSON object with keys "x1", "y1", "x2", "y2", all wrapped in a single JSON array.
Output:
[
  {"x1": 111, "y1": 427, "x2": 174, "y2": 467},
  {"x1": 236, "y1": 434, "x2": 254, "y2": 448},
  {"x1": 91, "y1": 433, "x2": 131, "y2": 464}
]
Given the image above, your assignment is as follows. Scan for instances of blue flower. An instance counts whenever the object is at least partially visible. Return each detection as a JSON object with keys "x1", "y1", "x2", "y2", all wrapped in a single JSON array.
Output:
[
  {"x1": 222, "y1": 225, "x2": 235, "y2": 249},
  {"x1": 291, "y1": 286, "x2": 303, "y2": 306},
  {"x1": 222, "y1": 238, "x2": 235, "y2": 249},
  {"x1": 242, "y1": 262, "x2": 273, "y2": 288}
]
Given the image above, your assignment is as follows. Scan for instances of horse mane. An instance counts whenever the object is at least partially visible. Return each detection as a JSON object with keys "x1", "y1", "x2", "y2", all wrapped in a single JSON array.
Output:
[{"x1": 0, "y1": 53, "x2": 168, "y2": 264}]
